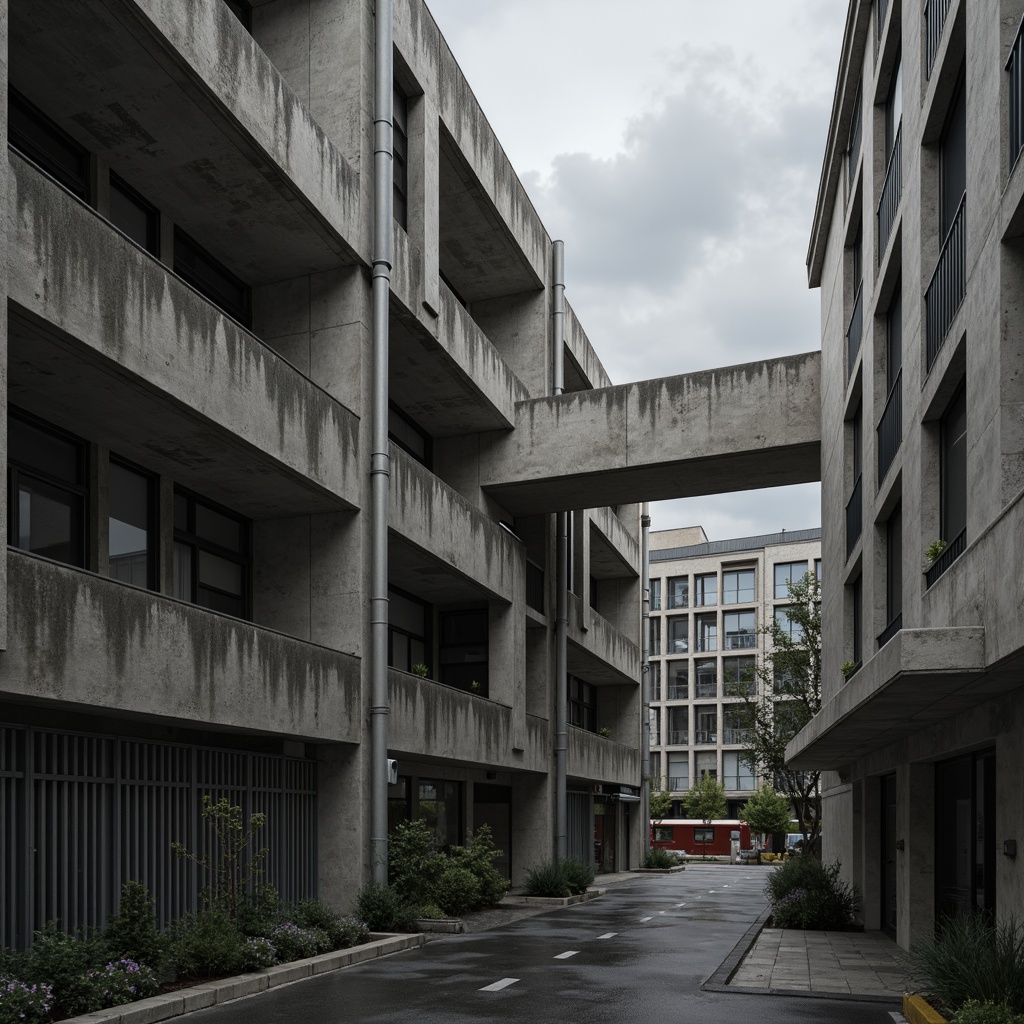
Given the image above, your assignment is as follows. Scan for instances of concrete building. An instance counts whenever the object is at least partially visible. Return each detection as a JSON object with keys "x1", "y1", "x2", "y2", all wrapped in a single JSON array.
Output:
[
  {"x1": 647, "y1": 527, "x2": 821, "y2": 819},
  {"x1": 789, "y1": 0, "x2": 1024, "y2": 947}
]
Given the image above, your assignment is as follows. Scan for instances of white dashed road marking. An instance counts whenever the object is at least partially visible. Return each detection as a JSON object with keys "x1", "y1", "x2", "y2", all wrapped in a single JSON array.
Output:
[
  {"x1": 658, "y1": 911, "x2": 666, "y2": 915},
  {"x1": 598, "y1": 932, "x2": 617, "y2": 939},
  {"x1": 639, "y1": 916, "x2": 653, "y2": 923},
  {"x1": 553, "y1": 951, "x2": 579, "y2": 960},
  {"x1": 480, "y1": 978, "x2": 519, "y2": 992},
  {"x1": 674, "y1": 902, "x2": 686, "y2": 908}
]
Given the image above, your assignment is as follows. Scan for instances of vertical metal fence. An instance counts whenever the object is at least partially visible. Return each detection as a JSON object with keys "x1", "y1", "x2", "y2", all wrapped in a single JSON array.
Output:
[
  {"x1": 877, "y1": 370, "x2": 903, "y2": 482},
  {"x1": 877, "y1": 125, "x2": 902, "y2": 260},
  {"x1": 924, "y1": 0, "x2": 952, "y2": 79},
  {"x1": 925, "y1": 197, "x2": 966, "y2": 371},
  {"x1": 1, "y1": 725, "x2": 317, "y2": 949}
]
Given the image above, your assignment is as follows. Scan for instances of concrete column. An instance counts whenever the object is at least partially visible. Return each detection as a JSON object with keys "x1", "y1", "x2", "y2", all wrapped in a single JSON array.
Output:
[
  {"x1": 901, "y1": 762, "x2": 935, "y2": 951},
  {"x1": 316, "y1": 741, "x2": 366, "y2": 912},
  {"x1": 512, "y1": 772, "x2": 552, "y2": 884},
  {"x1": 996, "y1": 725, "x2": 1024, "y2": 926},
  {"x1": 861, "y1": 775, "x2": 883, "y2": 931}
]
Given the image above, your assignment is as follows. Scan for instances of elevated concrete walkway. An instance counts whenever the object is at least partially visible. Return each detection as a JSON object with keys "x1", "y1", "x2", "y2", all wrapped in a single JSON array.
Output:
[{"x1": 481, "y1": 352, "x2": 821, "y2": 514}]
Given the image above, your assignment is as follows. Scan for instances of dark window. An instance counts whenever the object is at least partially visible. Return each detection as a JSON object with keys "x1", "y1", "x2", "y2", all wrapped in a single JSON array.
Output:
[
  {"x1": 695, "y1": 707, "x2": 717, "y2": 745},
  {"x1": 108, "y1": 458, "x2": 157, "y2": 589},
  {"x1": 439, "y1": 608, "x2": 488, "y2": 695},
  {"x1": 694, "y1": 659, "x2": 716, "y2": 699},
  {"x1": 723, "y1": 656, "x2": 756, "y2": 697},
  {"x1": 223, "y1": 0, "x2": 252, "y2": 31},
  {"x1": 173, "y1": 228, "x2": 251, "y2": 327},
  {"x1": 852, "y1": 576, "x2": 863, "y2": 666},
  {"x1": 667, "y1": 705, "x2": 688, "y2": 745},
  {"x1": 940, "y1": 382, "x2": 967, "y2": 544},
  {"x1": 173, "y1": 490, "x2": 250, "y2": 618},
  {"x1": 388, "y1": 404, "x2": 432, "y2": 468},
  {"x1": 653, "y1": 826, "x2": 674, "y2": 843},
  {"x1": 650, "y1": 578, "x2": 661, "y2": 612},
  {"x1": 649, "y1": 616, "x2": 661, "y2": 656},
  {"x1": 722, "y1": 568, "x2": 754, "y2": 604},
  {"x1": 589, "y1": 575, "x2": 600, "y2": 613},
  {"x1": 393, "y1": 82, "x2": 409, "y2": 230},
  {"x1": 694, "y1": 573, "x2": 717, "y2": 606},
  {"x1": 667, "y1": 615, "x2": 688, "y2": 654},
  {"x1": 8, "y1": 89, "x2": 90, "y2": 201},
  {"x1": 852, "y1": 225, "x2": 863, "y2": 287},
  {"x1": 649, "y1": 661, "x2": 661, "y2": 701},
  {"x1": 8, "y1": 411, "x2": 88, "y2": 567},
  {"x1": 568, "y1": 676, "x2": 596, "y2": 732},
  {"x1": 774, "y1": 561, "x2": 808, "y2": 598},
  {"x1": 666, "y1": 660, "x2": 688, "y2": 700},
  {"x1": 666, "y1": 576, "x2": 688, "y2": 609},
  {"x1": 695, "y1": 613, "x2": 717, "y2": 652},
  {"x1": 887, "y1": 284, "x2": 903, "y2": 390},
  {"x1": 886, "y1": 57, "x2": 903, "y2": 158},
  {"x1": 886, "y1": 504, "x2": 902, "y2": 626},
  {"x1": 418, "y1": 778, "x2": 462, "y2": 849},
  {"x1": 814, "y1": 558, "x2": 822, "y2": 581},
  {"x1": 109, "y1": 174, "x2": 160, "y2": 256},
  {"x1": 940, "y1": 74, "x2": 967, "y2": 238},
  {"x1": 388, "y1": 586, "x2": 430, "y2": 673},
  {"x1": 724, "y1": 609, "x2": 756, "y2": 649}
]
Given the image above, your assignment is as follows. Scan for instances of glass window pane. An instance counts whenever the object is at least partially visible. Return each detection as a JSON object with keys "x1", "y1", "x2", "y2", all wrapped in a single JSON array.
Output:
[
  {"x1": 108, "y1": 462, "x2": 152, "y2": 588},
  {"x1": 110, "y1": 177, "x2": 158, "y2": 254},
  {"x1": 173, "y1": 541, "x2": 192, "y2": 602},
  {"x1": 650, "y1": 579, "x2": 661, "y2": 611},
  {"x1": 17, "y1": 479, "x2": 79, "y2": 564},
  {"x1": 199, "y1": 550, "x2": 242, "y2": 596},
  {"x1": 667, "y1": 576, "x2": 688, "y2": 609},
  {"x1": 722, "y1": 569, "x2": 755, "y2": 604},
  {"x1": 694, "y1": 574, "x2": 717, "y2": 606},
  {"x1": 667, "y1": 616, "x2": 688, "y2": 653},
  {"x1": 10, "y1": 416, "x2": 82, "y2": 483},
  {"x1": 195, "y1": 503, "x2": 243, "y2": 552}
]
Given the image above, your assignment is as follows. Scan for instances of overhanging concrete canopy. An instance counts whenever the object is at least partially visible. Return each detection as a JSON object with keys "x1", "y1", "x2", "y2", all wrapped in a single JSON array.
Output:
[
  {"x1": 480, "y1": 352, "x2": 821, "y2": 515},
  {"x1": 786, "y1": 628, "x2": 988, "y2": 770}
]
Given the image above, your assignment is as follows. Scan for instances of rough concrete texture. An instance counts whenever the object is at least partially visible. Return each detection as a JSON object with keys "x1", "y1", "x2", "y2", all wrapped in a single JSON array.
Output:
[{"x1": 1, "y1": 551, "x2": 361, "y2": 742}]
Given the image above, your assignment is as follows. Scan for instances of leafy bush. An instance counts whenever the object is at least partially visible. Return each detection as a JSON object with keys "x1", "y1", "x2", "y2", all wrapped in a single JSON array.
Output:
[
  {"x1": 446, "y1": 826, "x2": 510, "y2": 909},
  {"x1": 913, "y1": 915, "x2": 1024, "y2": 1015},
  {"x1": 19, "y1": 921, "x2": 108, "y2": 1018},
  {"x1": 234, "y1": 886, "x2": 281, "y2": 938},
  {"x1": 336, "y1": 915, "x2": 371, "y2": 946},
  {"x1": 268, "y1": 923, "x2": 322, "y2": 961},
  {"x1": 644, "y1": 848, "x2": 676, "y2": 868},
  {"x1": 238, "y1": 937, "x2": 277, "y2": 972},
  {"x1": 417, "y1": 904, "x2": 446, "y2": 920},
  {"x1": 0, "y1": 979, "x2": 54, "y2": 1024},
  {"x1": 524, "y1": 861, "x2": 570, "y2": 898},
  {"x1": 431, "y1": 865, "x2": 481, "y2": 917},
  {"x1": 289, "y1": 898, "x2": 369, "y2": 950},
  {"x1": 88, "y1": 958, "x2": 159, "y2": 1008},
  {"x1": 388, "y1": 820, "x2": 444, "y2": 906},
  {"x1": 355, "y1": 882, "x2": 419, "y2": 932},
  {"x1": 169, "y1": 910, "x2": 246, "y2": 979},
  {"x1": 952, "y1": 1001, "x2": 1024, "y2": 1024},
  {"x1": 102, "y1": 882, "x2": 165, "y2": 970},
  {"x1": 765, "y1": 858, "x2": 857, "y2": 930},
  {"x1": 561, "y1": 858, "x2": 595, "y2": 895}
]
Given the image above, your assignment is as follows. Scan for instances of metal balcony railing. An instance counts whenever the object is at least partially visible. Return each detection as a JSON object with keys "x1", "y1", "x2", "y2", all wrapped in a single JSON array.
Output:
[
  {"x1": 925, "y1": 0, "x2": 952, "y2": 79},
  {"x1": 847, "y1": 284, "x2": 863, "y2": 379},
  {"x1": 667, "y1": 683, "x2": 688, "y2": 700},
  {"x1": 877, "y1": 125, "x2": 902, "y2": 260},
  {"x1": 877, "y1": 612, "x2": 903, "y2": 649},
  {"x1": 694, "y1": 730, "x2": 717, "y2": 746},
  {"x1": 723, "y1": 775, "x2": 756, "y2": 792},
  {"x1": 925, "y1": 197, "x2": 965, "y2": 371},
  {"x1": 1009, "y1": 16, "x2": 1024, "y2": 170},
  {"x1": 695, "y1": 638, "x2": 717, "y2": 653},
  {"x1": 694, "y1": 681, "x2": 717, "y2": 700},
  {"x1": 526, "y1": 559, "x2": 544, "y2": 613},
  {"x1": 667, "y1": 731, "x2": 688, "y2": 746},
  {"x1": 668, "y1": 776, "x2": 688, "y2": 791},
  {"x1": 846, "y1": 474, "x2": 863, "y2": 558},
  {"x1": 722, "y1": 727, "x2": 750, "y2": 745},
  {"x1": 925, "y1": 528, "x2": 967, "y2": 588},
  {"x1": 877, "y1": 369, "x2": 902, "y2": 482},
  {"x1": 724, "y1": 633, "x2": 756, "y2": 651}
]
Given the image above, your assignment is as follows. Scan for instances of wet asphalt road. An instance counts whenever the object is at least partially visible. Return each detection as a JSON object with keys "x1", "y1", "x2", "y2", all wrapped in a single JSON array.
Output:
[{"x1": 193, "y1": 865, "x2": 899, "y2": 1023}]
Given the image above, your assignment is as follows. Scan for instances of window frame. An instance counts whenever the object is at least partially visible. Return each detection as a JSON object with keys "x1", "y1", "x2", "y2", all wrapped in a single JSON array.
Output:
[
  {"x1": 774, "y1": 561, "x2": 809, "y2": 599},
  {"x1": 107, "y1": 454, "x2": 159, "y2": 591},
  {"x1": 109, "y1": 172, "x2": 161, "y2": 257},
  {"x1": 173, "y1": 227, "x2": 252, "y2": 328},
  {"x1": 722, "y1": 567, "x2": 755, "y2": 605},
  {"x1": 666, "y1": 575, "x2": 689, "y2": 609},
  {"x1": 8, "y1": 88, "x2": 91, "y2": 202}
]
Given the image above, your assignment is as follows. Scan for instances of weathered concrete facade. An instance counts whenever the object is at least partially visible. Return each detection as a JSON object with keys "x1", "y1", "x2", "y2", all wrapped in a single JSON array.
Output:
[{"x1": 791, "y1": 0, "x2": 1024, "y2": 948}]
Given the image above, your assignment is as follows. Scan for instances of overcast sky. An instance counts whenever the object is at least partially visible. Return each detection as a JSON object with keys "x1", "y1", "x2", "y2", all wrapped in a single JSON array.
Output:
[{"x1": 425, "y1": 0, "x2": 846, "y2": 540}]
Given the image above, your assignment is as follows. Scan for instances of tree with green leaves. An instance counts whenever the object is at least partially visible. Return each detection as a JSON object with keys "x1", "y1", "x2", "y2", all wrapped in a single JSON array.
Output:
[
  {"x1": 740, "y1": 783, "x2": 793, "y2": 850},
  {"x1": 649, "y1": 789, "x2": 674, "y2": 824},
  {"x1": 683, "y1": 775, "x2": 727, "y2": 857},
  {"x1": 737, "y1": 570, "x2": 821, "y2": 852}
]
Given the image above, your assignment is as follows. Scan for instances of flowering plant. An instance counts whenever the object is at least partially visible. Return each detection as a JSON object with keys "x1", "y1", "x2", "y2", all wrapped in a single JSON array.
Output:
[
  {"x1": 268, "y1": 923, "x2": 321, "y2": 962},
  {"x1": 0, "y1": 978, "x2": 54, "y2": 1024},
  {"x1": 88, "y1": 958, "x2": 159, "y2": 1008}
]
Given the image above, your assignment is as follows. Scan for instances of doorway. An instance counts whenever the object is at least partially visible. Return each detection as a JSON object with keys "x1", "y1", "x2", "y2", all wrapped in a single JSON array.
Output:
[{"x1": 880, "y1": 774, "x2": 897, "y2": 935}]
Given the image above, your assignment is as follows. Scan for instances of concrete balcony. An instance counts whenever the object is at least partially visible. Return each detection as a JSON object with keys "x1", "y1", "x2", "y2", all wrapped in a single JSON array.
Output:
[
  {"x1": 389, "y1": 670, "x2": 548, "y2": 773},
  {"x1": 11, "y1": 0, "x2": 362, "y2": 280},
  {"x1": 567, "y1": 726, "x2": 639, "y2": 786},
  {"x1": 9, "y1": 155, "x2": 360, "y2": 517},
  {"x1": 567, "y1": 594, "x2": 639, "y2": 686},
  {"x1": 0, "y1": 551, "x2": 361, "y2": 743},
  {"x1": 588, "y1": 507, "x2": 640, "y2": 578}
]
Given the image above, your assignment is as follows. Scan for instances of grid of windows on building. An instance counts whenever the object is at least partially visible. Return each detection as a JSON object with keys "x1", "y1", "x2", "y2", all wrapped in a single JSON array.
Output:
[
  {"x1": 774, "y1": 560, "x2": 809, "y2": 598},
  {"x1": 666, "y1": 575, "x2": 688, "y2": 609},
  {"x1": 569, "y1": 676, "x2": 596, "y2": 732},
  {"x1": 666, "y1": 660, "x2": 688, "y2": 700},
  {"x1": 723, "y1": 609, "x2": 756, "y2": 650},
  {"x1": 722, "y1": 567, "x2": 754, "y2": 604},
  {"x1": 694, "y1": 573, "x2": 717, "y2": 606}
]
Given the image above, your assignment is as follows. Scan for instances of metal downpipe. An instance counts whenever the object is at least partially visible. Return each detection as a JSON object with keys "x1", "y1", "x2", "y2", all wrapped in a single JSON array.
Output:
[
  {"x1": 370, "y1": 0, "x2": 394, "y2": 885},
  {"x1": 552, "y1": 240, "x2": 568, "y2": 862},
  {"x1": 641, "y1": 502, "x2": 651, "y2": 860}
]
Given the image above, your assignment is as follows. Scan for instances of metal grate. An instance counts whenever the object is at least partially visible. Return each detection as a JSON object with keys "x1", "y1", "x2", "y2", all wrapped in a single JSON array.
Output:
[
  {"x1": 877, "y1": 613, "x2": 903, "y2": 650},
  {"x1": 1, "y1": 726, "x2": 317, "y2": 948},
  {"x1": 877, "y1": 370, "x2": 903, "y2": 483},
  {"x1": 1008, "y1": 16, "x2": 1024, "y2": 170},
  {"x1": 846, "y1": 475, "x2": 863, "y2": 558},
  {"x1": 925, "y1": 198, "x2": 966, "y2": 371},
  {"x1": 925, "y1": 528, "x2": 967, "y2": 588},
  {"x1": 877, "y1": 125, "x2": 902, "y2": 260},
  {"x1": 924, "y1": 0, "x2": 952, "y2": 79},
  {"x1": 847, "y1": 285, "x2": 864, "y2": 380}
]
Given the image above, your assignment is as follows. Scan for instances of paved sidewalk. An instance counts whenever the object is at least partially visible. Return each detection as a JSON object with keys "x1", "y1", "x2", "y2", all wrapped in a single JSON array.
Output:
[{"x1": 729, "y1": 927, "x2": 912, "y2": 997}]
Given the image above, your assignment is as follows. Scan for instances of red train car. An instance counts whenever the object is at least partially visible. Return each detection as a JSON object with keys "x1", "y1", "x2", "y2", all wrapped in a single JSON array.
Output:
[{"x1": 650, "y1": 819, "x2": 751, "y2": 857}]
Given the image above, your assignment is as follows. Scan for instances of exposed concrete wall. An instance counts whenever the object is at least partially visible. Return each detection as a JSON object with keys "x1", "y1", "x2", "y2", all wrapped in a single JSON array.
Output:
[
  {"x1": 568, "y1": 727, "x2": 639, "y2": 787},
  {"x1": 563, "y1": 299, "x2": 612, "y2": 391},
  {"x1": 567, "y1": 593, "x2": 639, "y2": 685},
  {"x1": 0, "y1": 551, "x2": 361, "y2": 742}
]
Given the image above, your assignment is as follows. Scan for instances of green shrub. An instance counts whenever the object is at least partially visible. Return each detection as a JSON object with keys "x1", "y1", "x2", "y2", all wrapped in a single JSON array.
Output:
[
  {"x1": 765, "y1": 858, "x2": 857, "y2": 930},
  {"x1": 644, "y1": 848, "x2": 676, "y2": 868},
  {"x1": 268, "y1": 923, "x2": 323, "y2": 961},
  {"x1": 337, "y1": 915, "x2": 371, "y2": 946},
  {"x1": 88, "y1": 958, "x2": 159, "y2": 1008},
  {"x1": 388, "y1": 819, "x2": 444, "y2": 906},
  {"x1": 417, "y1": 903, "x2": 446, "y2": 920},
  {"x1": 168, "y1": 910, "x2": 246, "y2": 979},
  {"x1": 0, "y1": 979, "x2": 54, "y2": 1024},
  {"x1": 238, "y1": 936, "x2": 277, "y2": 972},
  {"x1": 290, "y1": 898, "x2": 359, "y2": 949},
  {"x1": 952, "y1": 1001, "x2": 1024, "y2": 1024},
  {"x1": 446, "y1": 826, "x2": 510, "y2": 909},
  {"x1": 355, "y1": 882, "x2": 407, "y2": 932},
  {"x1": 431, "y1": 865, "x2": 481, "y2": 917},
  {"x1": 102, "y1": 881, "x2": 166, "y2": 970},
  {"x1": 913, "y1": 915, "x2": 1024, "y2": 1015},
  {"x1": 234, "y1": 886, "x2": 281, "y2": 939},
  {"x1": 561, "y1": 858, "x2": 595, "y2": 895},
  {"x1": 20, "y1": 921, "x2": 108, "y2": 1018},
  {"x1": 524, "y1": 861, "x2": 570, "y2": 898}
]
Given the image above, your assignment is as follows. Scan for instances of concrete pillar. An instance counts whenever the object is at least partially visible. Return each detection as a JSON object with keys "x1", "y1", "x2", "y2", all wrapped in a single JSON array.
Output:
[
  {"x1": 512, "y1": 772, "x2": 552, "y2": 884},
  {"x1": 861, "y1": 775, "x2": 883, "y2": 931},
  {"x1": 316, "y1": 741, "x2": 366, "y2": 912},
  {"x1": 901, "y1": 762, "x2": 935, "y2": 951}
]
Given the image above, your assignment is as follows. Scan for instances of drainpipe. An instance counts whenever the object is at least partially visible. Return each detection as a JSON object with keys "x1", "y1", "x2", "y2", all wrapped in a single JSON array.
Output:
[
  {"x1": 552, "y1": 240, "x2": 568, "y2": 862},
  {"x1": 641, "y1": 502, "x2": 651, "y2": 860},
  {"x1": 370, "y1": 0, "x2": 393, "y2": 886}
]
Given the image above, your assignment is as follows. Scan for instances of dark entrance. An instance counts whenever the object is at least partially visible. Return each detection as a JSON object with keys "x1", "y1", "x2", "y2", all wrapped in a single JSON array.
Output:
[
  {"x1": 473, "y1": 783, "x2": 512, "y2": 880},
  {"x1": 880, "y1": 773, "x2": 897, "y2": 935},
  {"x1": 935, "y1": 750, "x2": 996, "y2": 927}
]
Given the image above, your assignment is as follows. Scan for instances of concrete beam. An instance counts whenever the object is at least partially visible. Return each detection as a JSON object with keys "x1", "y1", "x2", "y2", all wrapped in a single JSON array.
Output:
[{"x1": 481, "y1": 353, "x2": 822, "y2": 515}]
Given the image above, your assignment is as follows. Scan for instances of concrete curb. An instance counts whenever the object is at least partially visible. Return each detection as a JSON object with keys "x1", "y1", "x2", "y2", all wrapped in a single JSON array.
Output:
[
  {"x1": 632, "y1": 865, "x2": 686, "y2": 874},
  {"x1": 501, "y1": 888, "x2": 605, "y2": 907},
  {"x1": 701, "y1": 910, "x2": 901, "y2": 1005},
  {"x1": 59, "y1": 934, "x2": 425, "y2": 1024},
  {"x1": 415, "y1": 918, "x2": 465, "y2": 934}
]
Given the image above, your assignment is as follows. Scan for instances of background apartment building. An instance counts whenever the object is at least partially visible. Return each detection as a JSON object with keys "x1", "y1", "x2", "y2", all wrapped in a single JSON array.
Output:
[
  {"x1": 648, "y1": 527, "x2": 821, "y2": 819},
  {"x1": 790, "y1": 0, "x2": 1024, "y2": 948},
  {"x1": 0, "y1": 0, "x2": 649, "y2": 947}
]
